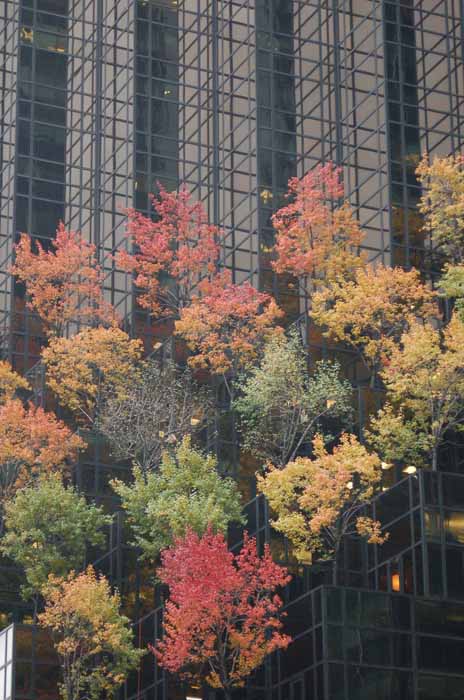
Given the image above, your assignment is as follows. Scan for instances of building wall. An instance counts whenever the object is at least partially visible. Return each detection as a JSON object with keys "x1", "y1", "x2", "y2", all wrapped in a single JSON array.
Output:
[
  {"x1": 1, "y1": 0, "x2": 464, "y2": 363},
  {"x1": 1, "y1": 3, "x2": 464, "y2": 699}
]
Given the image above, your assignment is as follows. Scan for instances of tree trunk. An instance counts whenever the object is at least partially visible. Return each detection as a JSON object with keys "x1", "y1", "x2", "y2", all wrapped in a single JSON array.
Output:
[
  {"x1": 432, "y1": 443, "x2": 438, "y2": 471},
  {"x1": 332, "y1": 536, "x2": 342, "y2": 585},
  {"x1": 332, "y1": 556, "x2": 338, "y2": 586},
  {"x1": 33, "y1": 595, "x2": 38, "y2": 624}
]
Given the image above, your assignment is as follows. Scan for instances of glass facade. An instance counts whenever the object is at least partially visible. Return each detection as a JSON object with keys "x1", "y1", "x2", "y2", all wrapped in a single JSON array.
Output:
[
  {"x1": 365, "y1": 471, "x2": 464, "y2": 601},
  {"x1": 0, "y1": 626, "x2": 13, "y2": 700},
  {"x1": 0, "y1": 624, "x2": 59, "y2": 700},
  {"x1": 1, "y1": 0, "x2": 464, "y2": 361},
  {"x1": 1, "y1": 1, "x2": 464, "y2": 699},
  {"x1": 78, "y1": 471, "x2": 464, "y2": 700}
]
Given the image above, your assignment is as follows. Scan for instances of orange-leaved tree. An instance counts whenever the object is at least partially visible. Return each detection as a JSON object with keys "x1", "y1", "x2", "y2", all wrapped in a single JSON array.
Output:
[
  {"x1": 116, "y1": 185, "x2": 220, "y2": 318},
  {"x1": 41, "y1": 326, "x2": 143, "y2": 423},
  {"x1": 11, "y1": 223, "x2": 116, "y2": 336},
  {"x1": 0, "y1": 399, "x2": 84, "y2": 519},
  {"x1": 257, "y1": 433, "x2": 386, "y2": 582},
  {"x1": 152, "y1": 529, "x2": 291, "y2": 700},
  {"x1": 0, "y1": 360, "x2": 29, "y2": 404},
  {"x1": 272, "y1": 162, "x2": 364, "y2": 284},
  {"x1": 311, "y1": 264, "x2": 437, "y2": 381},
  {"x1": 175, "y1": 271, "x2": 283, "y2": 386},
  {"x1": 39, "y1": 567, "x2": 143, "y2": 700}
]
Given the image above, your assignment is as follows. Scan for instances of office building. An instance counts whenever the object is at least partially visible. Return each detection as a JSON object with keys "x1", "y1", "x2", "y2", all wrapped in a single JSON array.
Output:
[{"x1": 1, "y1": 1, "x2": 464, "y2": 699}]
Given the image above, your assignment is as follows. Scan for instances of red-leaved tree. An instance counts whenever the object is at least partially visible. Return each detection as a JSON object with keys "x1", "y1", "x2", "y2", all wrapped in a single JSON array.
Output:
[
  {"x1": 11, "y1": 224, "x2": 115, "y2": 337},
  {"x1": 175, "y1": 271, "x2": 283, "y2": 382},
  {"x1": 272, "y1": 163, "x2": 364, "y2": 283},
  {"x1": 152, "y1": 529, "x2": 291, "y2": 700},
  {"x1": 116, "y1": 185, "x2": 220, "y2": 318}
]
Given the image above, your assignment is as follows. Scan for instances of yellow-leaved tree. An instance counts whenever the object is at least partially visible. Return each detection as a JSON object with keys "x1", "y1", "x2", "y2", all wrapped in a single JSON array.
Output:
[
  {"x1": 39, "y1": 567, "x2": 143, "y2": 700},
  {"x1": 375, "y1": 315, "x2": 464, "y2": 471},
  {"x1": 41, "y1": 326, "x2": 143, "y2": 423},
  {"x1": 417, "y1": 154, "x2": 464, "y2": 319},
  {"x1": 417, "y1": 154, "x2": 464, "y2": 265},
  {"x1": 257, "y1": 433, "x2": 386, "y2": 583},
  {"x1": 311, "y1": 264, "x2": 436, "y2": 382}
]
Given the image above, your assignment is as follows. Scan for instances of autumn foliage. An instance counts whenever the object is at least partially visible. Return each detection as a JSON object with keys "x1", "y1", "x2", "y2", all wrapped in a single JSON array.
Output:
[
  {"x1": 380, "y1": 315, "x2": 464, "y2": 471},
  {"x1": 0, "y1": 360, "x2": 29, "y2": 404},
  {"x1": 153, "y1": 529, "x2": 291, "y2": 699},
  {"x1": 311, "y1": 264, "x2": 436, "y2": 376},
  {"x1": 116, "y1": 186, "x2": 220, "y2": 317},
  {"x1": 416, "y1": 154, "x2": 464, "y2": 265},
  {"x1": 12, "y1": 224, "x2": 115, "y2": 336},
  {"x1": 417, "y1": 154, "x2": 464, "y2": 320},
  {"x1": 39, "y1": 567, "x2": 143, "y2": 700},
  {"x1": 272, "y1": 162, "x2": 364, "y2": 280},
  {"x1": 6, "y1": 168, "x2": 460, "y2": 699},
  {"x1": 258, "y1": 434, "x2": 386, "y2": 575},
  {"x1": 42, "y1": 326, "x2": 143, "y2": 421},
  {"x1": 175, "y1": 271, "x2": 283, "y2": 376},
  {"x1": 0, "y1": 399, "x2": 84, "y2": 505}
]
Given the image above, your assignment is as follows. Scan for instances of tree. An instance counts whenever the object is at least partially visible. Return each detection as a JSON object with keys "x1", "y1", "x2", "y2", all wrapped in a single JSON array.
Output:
[
  {"x1": 380, "y1": 315, "x2": 464, "y2": 471},
  {"x1": 39, "y1": 567, "x2": 143, "y2": 700},
  {"x1": 416, "y1": 154, "x2": 464, "y2": 265},
  {"x1": 41, "y1": 326, "x2": 143, "y2": 422},
  {"x1": 175, "y1": 271, "x2": 283, "y2": 384},
  {"x1": 272, "y1": 162, "x2": 364, "y2": 282},
  {"x1": 111, "y1": 437, "x2": 244, "y2": 561},
  {"x1": 116, "y1": 185, "x2": 220, "y2": 318},
  {"x1": 365, "y1": 403, "x2": 431, "y2": 468},
  {"x1": 1, "y1": 475, "x2": 110, "y2": 603},
  {"x1": 97, "y1": 361, "x2": 210, "y2": 474},
  {"x1": 439, "y1": 263, "x2": 464, "y2": 322},
  {"x1": 311, "y1": 264, "x2": 436, "y2": 380},
  {"x1": 0, "y1": 399, "x2": 85, "y2": 518},
  {"x1": 416, "y1": 155, "x2": 464, "y2": 321},
  {"x1": 257, "y1": 433, "x2": 385, "y2": 581},
  {"x1": 0, "y1": 361, "x2": 29, "y2": 404},
  {"x1": 152, "y1": 529, "x2": 291, "y2": 700},
  {"x1": 11, "y1": 224, "x2": 115, "y2": 336},
  {"x1": 233, "y1": 332, "x2": 353, "y2": 467}
]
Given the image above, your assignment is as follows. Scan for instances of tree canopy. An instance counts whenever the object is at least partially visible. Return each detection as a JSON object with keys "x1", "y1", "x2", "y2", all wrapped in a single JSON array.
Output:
[
  {"x1": 257, "y1": 433, "x2": 385, "y2": 576},
  {"x1": 116, "y1": 185, "x2": 220, "y2": 317},
  {"x1": 11, "y1": 224, "x2": 115, "y2": 336},
  {"x1": 39, "y1": 567, "x2": 143, "y2": 700},
  {"x1": 153, "y1": 529, "x2": 291, "y2": 700},
  {"x1": 175, "y1": 271, "x2": 283, "y2": 380},
  {"x1": 0, "y1": 399, "x2": 84, "y2": 511},
  {"x1": 378, "y1": 316, "x2": 464, "y2": 470},
  {"x1": 311, "y1": 264, "x2": 436, "y2": 378},
  {"x1": 1, "y1": 475, "x2": 110, "y2": 600},
  {"x1": 111, "y1": 437, "x2": 244, "y2": 561},
  {"x1": 272, "y1": 162, "x2": 364, "y2": 282},
  {"x1": 42, "y1": 326, "x2": 143, "y2": 422},
  {"x1": 234, "y1": 331, "x2": 353, "y2": 467},
  {"x1": 97, "y1": 360, "x2": 209, "y2": 474}
]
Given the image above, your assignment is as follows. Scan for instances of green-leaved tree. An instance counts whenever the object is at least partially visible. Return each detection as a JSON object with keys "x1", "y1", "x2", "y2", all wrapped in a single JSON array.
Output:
[
  {"x1": 111, "y1": 437, "x2": 244, "y2": 561},
  {"x1": 233, "y1": 332, "x2": 353, "y2": 467},
  {"x1": 1, "y1": 475, "x2": 110, "y2": 604}
]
